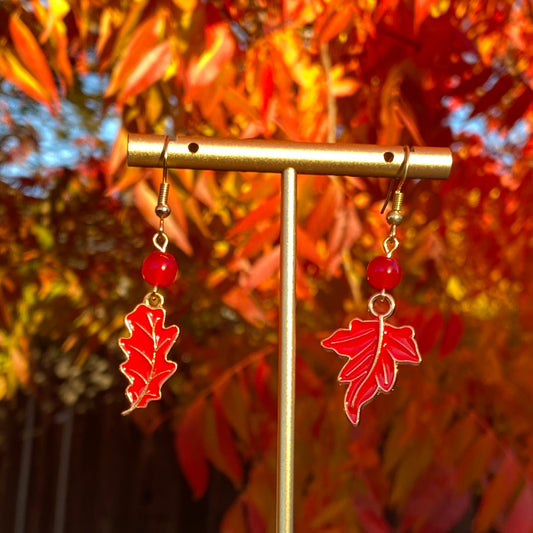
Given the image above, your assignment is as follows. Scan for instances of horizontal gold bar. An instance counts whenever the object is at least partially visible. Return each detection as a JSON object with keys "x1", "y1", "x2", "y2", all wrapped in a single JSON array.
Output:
[{"x1": 127, "y1": 134, "x2": 452, "y2": 180}]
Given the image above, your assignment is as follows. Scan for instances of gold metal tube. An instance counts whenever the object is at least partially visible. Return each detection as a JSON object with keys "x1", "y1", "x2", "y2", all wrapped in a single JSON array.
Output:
[
  {"x1": 277, "y1": 167, "x2": 297, "y2": 533},
  {"x1": 127, "y1": 134, "x2": 452, "y2": 180}
]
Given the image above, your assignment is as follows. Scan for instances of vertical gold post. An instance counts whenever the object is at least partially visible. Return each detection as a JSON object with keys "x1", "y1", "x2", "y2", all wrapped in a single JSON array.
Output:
[{"x1": 277, "y1": 167, "x2": 297, "y2": 533}]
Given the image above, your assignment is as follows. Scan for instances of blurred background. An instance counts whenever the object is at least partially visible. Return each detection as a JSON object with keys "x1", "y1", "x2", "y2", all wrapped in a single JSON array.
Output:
[{"x1": 1, "y1": 1, "x2": 532, "y2": 532}]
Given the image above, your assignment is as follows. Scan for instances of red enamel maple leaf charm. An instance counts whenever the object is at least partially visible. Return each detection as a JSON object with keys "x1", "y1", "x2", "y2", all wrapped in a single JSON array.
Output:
[
  {"x1": 119, "y1": 304, "x2": 179, "y2": 415},
  {"x1": 322, "y1": 318, "x2": 421, "y2": 425}
]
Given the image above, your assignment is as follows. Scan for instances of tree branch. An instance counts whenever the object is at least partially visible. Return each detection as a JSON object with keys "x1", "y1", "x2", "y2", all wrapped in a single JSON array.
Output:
[{"x1": 320, "y1": 42, "x2": 337, "y2": 143}]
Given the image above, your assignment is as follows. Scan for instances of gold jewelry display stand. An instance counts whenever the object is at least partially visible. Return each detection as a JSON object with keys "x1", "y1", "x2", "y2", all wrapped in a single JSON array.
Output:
[{"x1": 127, "y1": 133, "x2": 452, "y2": 533}]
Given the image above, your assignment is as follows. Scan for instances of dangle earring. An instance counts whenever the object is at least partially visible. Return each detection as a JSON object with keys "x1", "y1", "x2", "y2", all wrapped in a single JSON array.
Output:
[
  {"x1": 321, "y1": 147, "x2": 421, "y2": 425},
  {"x1": 119, "y1": 136, "x2": 180, "y2": 415}
]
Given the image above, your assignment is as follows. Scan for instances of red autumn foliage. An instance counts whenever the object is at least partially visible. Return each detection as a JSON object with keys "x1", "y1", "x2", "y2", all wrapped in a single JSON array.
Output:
[{"x1": 1, "y1": 0, "x2": 533, "y2": 531}]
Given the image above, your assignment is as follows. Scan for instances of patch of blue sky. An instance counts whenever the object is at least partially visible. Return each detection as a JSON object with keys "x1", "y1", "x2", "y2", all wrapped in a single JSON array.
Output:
[
  {"x1": 100, "y1": 115, "x2": 121, "y2": 145},
  {"x1": 444, "y1": 97, "x2": 529, "y2": 165},
  {"x1": 0, "y1": 72, "x2": 119, "y2": 183}
]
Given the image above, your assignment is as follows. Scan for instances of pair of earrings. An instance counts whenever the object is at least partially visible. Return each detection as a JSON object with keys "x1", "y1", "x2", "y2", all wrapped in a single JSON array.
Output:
[{"x1": 118, "y1": 142, "x2": 421, "y2": 425}]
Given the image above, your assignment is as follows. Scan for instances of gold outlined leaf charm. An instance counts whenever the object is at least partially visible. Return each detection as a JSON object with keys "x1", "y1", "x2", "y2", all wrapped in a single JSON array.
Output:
[
  {"x1": 119, "y1": 303, "x2": 179, "y2": 415},
  {"x1": 322, "y1": 317, "x2": 421, "y2": 425}
]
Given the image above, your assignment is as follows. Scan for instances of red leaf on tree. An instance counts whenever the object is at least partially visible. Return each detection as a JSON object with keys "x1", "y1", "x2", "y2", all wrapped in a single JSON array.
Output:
[
  {"x1": 414, "y1": 0, "x2": 433, "y2": 35},
  {"x1": 104, "y1": 15, "x2": 162, "y2": 97},
  {"x1": 176, "y1": 398, "x2": 210, "y2": 499},
  {"x1": 439, "y1": 312, "x2": 463, "y2": 358},
  {"x1": 321, "y1": 318, "x2": 421, "y2": 425},
  {"x1": 502, "y1": 480, "x2": 533, "y2": 533},
  {"x1": 259, "y1": 63, "x2": 274, "y2": 115},
  {"x1": 187, "y1": 22, "x2": 235, "y2": 89},
  {"x1": 116, "y1": 40, "x2": 173, "y2": 106},
  {"x1": 319, "y1": 7, "x2": 354, "y2": 44},
  {"x1": 9, "y1": 15, "x2": 59, "y2": 111},
  {"x1": 119, "y1": 304, "x2": 179, "y2": 415}
]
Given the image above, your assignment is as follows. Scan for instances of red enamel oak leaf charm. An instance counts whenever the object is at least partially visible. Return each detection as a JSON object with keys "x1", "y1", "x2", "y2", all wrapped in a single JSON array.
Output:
[
  {"x1": 321, "y1": 318, "x2": 421, "y2": 425},
  {"x1": 119, "y1": 304, "x2": 179, "y2": 415}
]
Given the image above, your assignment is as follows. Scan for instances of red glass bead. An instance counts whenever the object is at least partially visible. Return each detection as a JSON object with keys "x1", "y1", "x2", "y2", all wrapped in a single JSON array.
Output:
[
  {"x1": 142, "y1": 251, "x2": 178, "y2": 287},
  {"x1": 367, "y1": 256, "x2": 401, "y2": 290}
]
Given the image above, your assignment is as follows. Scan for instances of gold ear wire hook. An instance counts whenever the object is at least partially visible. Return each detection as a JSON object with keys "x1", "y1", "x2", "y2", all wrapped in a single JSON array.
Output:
[
  {"x1": 156, "y1": 136, "x2": 172, "y2": 221},
  {"x1": 381, "y1": 146, "x2": 411, "y2": 214}
]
